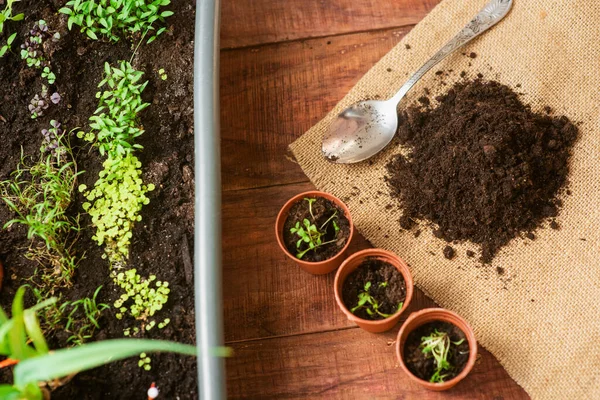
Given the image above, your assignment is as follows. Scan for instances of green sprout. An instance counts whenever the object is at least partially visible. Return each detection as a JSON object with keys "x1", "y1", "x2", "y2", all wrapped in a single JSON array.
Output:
[
  {"x1": 0, "y1": 0, "x2": 24, "y2": 58},
  {"x1": 138, "y1": 352, "x2": 151, "y2": 371},
  {"x1": 78, "y1": 61, "x2": 154, "y2": 264},
  {"x1": 60, "y1": 286, "x2": 110, "y2": 346},
  {"x1": 350, "y1": 281, "x2": 403, "y2": 318},
  {"x1": 289, "y1": 198, "x2": 340, "y2": 259},
  {"x1": 158, "y1": 68, "x2": 167, "y2": 80},
  {"x1": 420, "y1": 329, "x2": 465, "y2": 383},
  {"x1": 0, "y1": 130, "x2": 82, "y2": 292},
  {"x1": 59, "y1": 0, "x2": 173, "y2": 43}
]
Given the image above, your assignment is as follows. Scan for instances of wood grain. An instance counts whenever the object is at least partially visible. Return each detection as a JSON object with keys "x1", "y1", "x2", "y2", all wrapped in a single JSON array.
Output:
[
  {"x1": 226, "y1": 327, "x2": 529, "y2": 399},
  {"x1": 222, "y1": 182, "x2": 437, "y2": 342},
  {"x1": 221, "y1": 26, "x2": 416, "y2": 191},
  {"x1": 221, "y1": 0, "x2": 441, "y2": 49}
]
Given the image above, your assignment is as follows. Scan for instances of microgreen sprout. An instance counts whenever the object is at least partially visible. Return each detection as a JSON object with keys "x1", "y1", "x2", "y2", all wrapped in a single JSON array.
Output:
[
  {"x1": 112, "y1": 269, "x2": 170, "y2": 323},
  {"x1": 420, "y1": 329, "x2": 466, "y2": 383},
  {"x1": 0, "y1": 0, "x2": 24, "y2": 58},
  {"x1": 158, "y1": 68, "x2": 167, "y2": 80},
  {"x1": 20, "y1": 20, "x2": 58, "y2": 84},
  {"x1": 78, "y1": 61, "x2": 154, "y2": 263},
  {"x1": 59, "y1": 286, "x2": 110, "y2": 346},
  {"x1": 0, "y1": 129, "x2": 82, "y2": 291},
  {"x1": 289, "y1": 198, "x2": 340, "y2": 259},
  {"x1": 60, "y1": 0, "x2": 174, "y2": 43},
  {"x1": 350, "y1": 281, "x2": 403, "y2": 318},
  {"x1": 138, "y1": 352, "x2": 152, "y2": 371}
]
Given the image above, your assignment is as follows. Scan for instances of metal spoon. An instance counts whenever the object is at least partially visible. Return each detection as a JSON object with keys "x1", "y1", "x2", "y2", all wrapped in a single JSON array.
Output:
[{"x1": 322, "y1": 0, "x2": 513, "y2": 164}]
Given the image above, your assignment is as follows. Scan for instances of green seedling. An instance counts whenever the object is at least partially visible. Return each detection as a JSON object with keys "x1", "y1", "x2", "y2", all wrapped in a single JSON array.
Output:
[
  {"x1": 60, "y1": 0, "x2": 173, "y2": 43},
  {"x1": 113, "y1": 269, "x2": 169, "y2": 323},
  {"x1": 78, "y1": 61, "x2": 154, "y2": 264},
  {"x1": 60, "y1": 286, "x2": 110, "y2": 346},
  {"x1": 0, "y1": 0, "x2": 24, "y2": 57},
  {"x1": 158, "y1": 68, "x2": 167, "y2": 80},
  {"x1": 289, "y1": 198, "x2": 340, "y2": 259},
  {"x1": 0, "y1": 131, "x2": 82, "y2": 291},
  {"x1": 350, "y1": 281, "x2": 403, "y2": 318},
  {"x1": 138, "y1": 352, "x2": 151, "y2": 371},
  {"x1": 420, "y1": 329, "x2": 465, "y2": 383}
]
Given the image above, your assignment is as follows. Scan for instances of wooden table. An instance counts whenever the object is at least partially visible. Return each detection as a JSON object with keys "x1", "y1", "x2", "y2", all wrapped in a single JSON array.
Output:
[{"x1": 220, "y1": 1, "x2": 529, "y2": 398}]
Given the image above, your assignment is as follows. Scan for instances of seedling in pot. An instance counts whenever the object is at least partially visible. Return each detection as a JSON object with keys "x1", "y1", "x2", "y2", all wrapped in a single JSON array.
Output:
[
  {"x1": 419, "y1": 329, "x2": 465, "y2": 383},
  {"x1": 350, "y1": 281, "x2": 403, "y2": 318},
  {"x1": 289, "y1": 198, "x2": 340, "y2": 259}
]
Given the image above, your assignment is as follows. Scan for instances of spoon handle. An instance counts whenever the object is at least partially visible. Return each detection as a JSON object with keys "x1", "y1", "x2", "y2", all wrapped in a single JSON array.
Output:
[{"x1": 390, "y1": 0, "x2": 513, "y2": 104}]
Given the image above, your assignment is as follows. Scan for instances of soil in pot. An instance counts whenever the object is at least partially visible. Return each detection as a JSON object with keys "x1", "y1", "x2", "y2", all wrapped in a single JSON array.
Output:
[
  {"x1": 403, "y1": 321, "x2": 470, "y2": 383},
  {"x1": 282, "y1": 196, "x2": 351, "y2": 262},
  {"x1": 341, "y1": 257, "x2": 406, "y2": 320},
  {"x1": 386, "y1": 79, "x2": 578, "y2": 263}
]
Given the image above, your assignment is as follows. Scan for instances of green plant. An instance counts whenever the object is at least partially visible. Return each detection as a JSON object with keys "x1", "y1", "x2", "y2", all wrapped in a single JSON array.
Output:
[
  {"x1": 20, "y1": 20, "x2": 58, "y2": 85},
  {"x1": 0, "y1": 130, "x2": 82, "y2": 291},
  {"x1": 289, "y1": 198, "x2": 340, "y2": 259},
  {"x1": 0, "y1": 0, "x2": 24, "y2": 58},
  {"x1": 113, "y1": 269, "x2": 169, "y2": 324},
  {"x1": 78, "y1": 61, "x2": 154, "y2": 264},
  {"x1": 138, "y1": 352, "x2": 151, "y2": 370},
  {"x1": 420, "y1": 329, "x2": 465, "y2": 383},
  {"x1": 59, "y1": 0, "x2": 173, "y2": 43},
  {"x1": 350, "y1": 282, "x2": 403, "y2": 318},
  {"x1": 59, "y1": 286, "x2": 110, "y2": 345},
  {"x1": 158, "y1": 68, "x2": 167, "y2": 80}
]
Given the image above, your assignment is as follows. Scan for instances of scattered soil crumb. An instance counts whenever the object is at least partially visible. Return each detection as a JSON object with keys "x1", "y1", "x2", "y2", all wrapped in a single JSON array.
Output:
[
  {"x1": 414, "y1": 229, "x2": 421, "y2": 238},
  {"x1": 496, "y1": 266, "x2": 505, "y2": 275},
  {"x1": 544, "y1": 106, "x2": 553, "y2": 114},
  {"x1": 435, "y1": 70, "x2": 444, "y2": 76},
  {"x1": 550, "y1": 220, "x2": 559, "y2": 230},
  {"x1": 405, "y1": 44, "x2": 411, "y2": 50},
  {"x1": 460, "y1": 71, "x2": 467, "y2": 78},
  {"x1": 387, "y1": 68, "x2": 392, "y2": 72},
  {"x1": 526, "y1": 232, "x2": 535, "y2": 240},
  {"x1": 443, "y1": 245, "x2": 455, "y2": 260},
  {"x1": 477, "y1": 73, "x2": 484, "y2": 79},
  {"x1": 466, "y1": 250, "x2": 475, "y2": 257},
  {"x1": 469, "y1": 52, "x2": 477, "y2": 58},
  {"x1": 418, "y1": 96, "x2": 430, "y2": 106}
]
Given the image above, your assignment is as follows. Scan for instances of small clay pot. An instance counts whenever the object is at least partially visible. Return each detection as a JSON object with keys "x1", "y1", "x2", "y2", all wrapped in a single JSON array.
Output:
[
  {"x1": 275, "y1": 191, "x2": 354, "y2": 275},
  {"x1": 334, "y1": 249, "x2": 413, "y2": 333},
  {"x1": 396, "y1": 308, "x2": 478, "y2": 391}
]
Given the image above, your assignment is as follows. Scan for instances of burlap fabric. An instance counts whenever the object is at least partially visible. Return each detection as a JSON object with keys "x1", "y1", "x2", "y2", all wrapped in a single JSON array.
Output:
[{"x1": 290, "y1": 1, "x2": 600, "y2": 398}]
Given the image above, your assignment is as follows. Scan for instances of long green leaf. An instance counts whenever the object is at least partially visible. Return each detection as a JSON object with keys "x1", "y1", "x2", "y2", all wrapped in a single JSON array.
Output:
[{"x1": 13, "y1": 339, "x2": 214, "y2": 386}]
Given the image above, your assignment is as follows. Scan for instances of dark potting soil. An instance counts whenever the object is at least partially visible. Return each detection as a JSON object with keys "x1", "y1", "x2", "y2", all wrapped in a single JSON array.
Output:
[
  {"x1": 403, "y1": 321, "x2": 469, "y2": 382},
  {"x1": 341, "y1": 258, "x2": 406, "y2": 320},
  {"x1": 386, "y1": 79, "x2": 578, "y2": 263},
  {"x1": 283, "y1": 197, "x2": 351, "y2": 262},
  {"x1": 0, "y1": 1, "x2": 198, "y2": 398}
]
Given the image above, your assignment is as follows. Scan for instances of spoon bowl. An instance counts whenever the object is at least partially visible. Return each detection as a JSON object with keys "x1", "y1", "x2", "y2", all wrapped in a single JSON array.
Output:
[
  {"x1": 323, "y1": 0, "x2": 513, "y2": 164},
  {"x1": 322, "y1": 99, "x2": 398, "y2": 163}
]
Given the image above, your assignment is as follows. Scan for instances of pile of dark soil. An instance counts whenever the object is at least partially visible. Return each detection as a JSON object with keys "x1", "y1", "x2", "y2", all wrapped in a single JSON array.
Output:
[
  {"x1": 403, "y1": 321, "x2": 469, "y2": 382},
  {"x1": 386, "y1": 79, "x2": 578, "y2": 262},
  {"x1": 283, "y1": 197, "x2": 350, "y2": 262},
  {"x1": 0, "y1": 1, "x2": 198, "y2": 398},
  {"x1": 342, "y1": 258, "x2": 406, "y2": 320}
]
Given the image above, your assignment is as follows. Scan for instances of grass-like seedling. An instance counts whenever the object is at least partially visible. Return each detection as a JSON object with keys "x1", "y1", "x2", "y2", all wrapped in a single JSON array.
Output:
[
  {"x1": 60, "y1": 286, "x2": 110, "y2": 346},
  {"x1": 0, "y1": 0, "x2": 24, "y2": 58},
  {"x1": 289, "y1": 198, "x2": 340, "y2": 259},
  {"x1": 78, "y1": 61, "x2": 154, "y2": 264},
  {"x1": 350, "y1": 281, "x2": 403, "y2": 318},
  {"x1": 60, "y1": 0, "x2": 173, "y2": 43},
  {"x1": 419, "y1": 329, "x2": 465, "y2": 383},
  {"x1": 0, "y1": 128, "x2": 82, "y2": 291}
]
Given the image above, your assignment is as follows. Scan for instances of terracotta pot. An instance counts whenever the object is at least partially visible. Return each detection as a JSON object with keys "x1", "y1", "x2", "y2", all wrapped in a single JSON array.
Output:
[
  {"x1": 334, "y1": 249, "x2": 414, "y2": 333},
  {"x1": 395, "y1": 308, "x2": 478, "y2": 391},
  {"x1": 275, "y1": 191, "x2": 354, "y2": 275}
]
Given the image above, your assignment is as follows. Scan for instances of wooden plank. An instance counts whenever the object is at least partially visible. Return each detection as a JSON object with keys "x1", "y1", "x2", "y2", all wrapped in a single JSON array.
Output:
[
  {"x1": 221, "y1": 0, "x2": 441, "y2": 49},
  {"x1": 222, "y1": 182, "x2": 437, "y2": 342},
  {"x1": 221, "y1": 26, "x2": 415, "y2": 191},
  {"x1": 226, "y1": 327, "x2": 529, "y2": 399}
]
